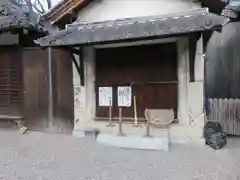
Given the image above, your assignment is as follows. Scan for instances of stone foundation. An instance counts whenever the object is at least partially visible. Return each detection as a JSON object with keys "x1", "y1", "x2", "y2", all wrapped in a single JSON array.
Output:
[{"x1": 72, "y1": 121, "x2": 205, "y2": 146}]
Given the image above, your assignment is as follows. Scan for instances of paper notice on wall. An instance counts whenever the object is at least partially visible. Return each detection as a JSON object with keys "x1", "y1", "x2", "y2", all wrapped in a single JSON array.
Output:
[
  {"x1": 117, "y1": 86, "x2": 132, "y2": 107},
  {"x1": 98, "y1": 87, "x2": 113, "y2": 106}
]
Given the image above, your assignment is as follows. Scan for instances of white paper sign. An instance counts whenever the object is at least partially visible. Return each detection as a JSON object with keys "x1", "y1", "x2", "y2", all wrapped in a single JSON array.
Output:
[
  {"x1": 117, "y1": 86, "x2": 132, "y2": 107},
  {"x1": 99, "y1": 87, "x2": 112, "y2": 106}
]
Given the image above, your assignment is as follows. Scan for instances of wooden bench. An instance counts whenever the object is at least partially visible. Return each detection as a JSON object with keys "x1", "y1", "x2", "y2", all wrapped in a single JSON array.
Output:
[{"x1": 0, "y1": 115, "x2": 27, "y2": 134}]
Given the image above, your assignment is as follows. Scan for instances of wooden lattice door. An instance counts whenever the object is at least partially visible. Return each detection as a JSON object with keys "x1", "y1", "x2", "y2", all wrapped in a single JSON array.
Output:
[{"x1": 0, "y1": 47, "x2": 22, "y2": 116}]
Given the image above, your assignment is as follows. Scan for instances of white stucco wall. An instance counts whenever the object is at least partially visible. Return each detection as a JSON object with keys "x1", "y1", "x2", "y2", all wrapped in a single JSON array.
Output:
[
  {"x1": 73, "y1": 47, "x2": 96, "y2": 128},
  {"x1": 177, "y1": 37, "x2": 204, "y2": 128},
  {"x1": 75, "y1": 0, "x2": 200, "y2": 23},
  {"x1": 72, "y1": 0, "x2": 204, "y2": 139}
]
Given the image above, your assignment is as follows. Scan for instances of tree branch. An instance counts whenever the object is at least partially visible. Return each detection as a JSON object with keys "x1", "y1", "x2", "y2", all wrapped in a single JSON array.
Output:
[{"x1": 17, "y1": 0, "x2": 52, "y2": 15}]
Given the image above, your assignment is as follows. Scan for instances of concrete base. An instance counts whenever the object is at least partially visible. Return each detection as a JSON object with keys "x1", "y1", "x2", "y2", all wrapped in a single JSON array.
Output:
[
  {"x1": 169, "y1": 124, "x2": 205, "y2": 146},
  {"x1": 72, "y1": 130, "x2": 85, "y2": 138},
  {"x1": 73, "y1": 121, "x2": 205, "y2": 146},
  {"x1": 72, "y1": 128, "x2": 99, "y2": 140},
  {"x1": 97, "y1": 134, "x2": 169, "y2": 151}
]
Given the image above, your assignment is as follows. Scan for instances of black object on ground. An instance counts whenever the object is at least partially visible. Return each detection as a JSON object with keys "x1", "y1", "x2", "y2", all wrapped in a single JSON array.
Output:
[{"x1": 204, "y1": 121, "x2": 227, "y2": 150}]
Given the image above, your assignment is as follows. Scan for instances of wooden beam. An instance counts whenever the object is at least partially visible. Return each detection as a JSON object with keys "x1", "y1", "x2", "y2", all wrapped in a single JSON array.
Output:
[
  {"x1": 79, "y1": 48, "x2": 85, "y2": 86},
  {"x1": 70, "y1": 47, "x2": 81, "y2": 55},
  {"x1": 50, "y1": 0, "x2": 85, "y2": 25},
  {"x1": 189, "y1": 33, "x2": 201, "y2": 82},
  {"x1": 48, "y1": 47, "x2": 54, "y2": 127},
  {"x1": 71, "y1": 53, "x2": 80, "y2": 75},
  {"x1": 71, "y1": 51, "x2": 85, "y2": 86}
]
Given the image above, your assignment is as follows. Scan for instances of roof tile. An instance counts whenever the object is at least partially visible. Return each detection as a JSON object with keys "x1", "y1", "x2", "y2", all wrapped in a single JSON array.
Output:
[{"x1": 36, "y1": 8, "x2": 225, "y2": 46}]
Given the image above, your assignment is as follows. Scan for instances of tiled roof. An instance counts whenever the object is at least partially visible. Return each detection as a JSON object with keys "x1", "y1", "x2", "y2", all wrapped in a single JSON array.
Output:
[
  {"x1": 0, "y1": 0, "x2": 46, "y2": 32},
  {"x1": 36, "y1": 8, "x2": 225, "y2": 46}
]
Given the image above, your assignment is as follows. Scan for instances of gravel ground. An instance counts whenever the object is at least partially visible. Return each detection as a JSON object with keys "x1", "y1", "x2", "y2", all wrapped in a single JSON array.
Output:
[{"x1": 0, "y1": 130, "x2": 239, "y2": 180}]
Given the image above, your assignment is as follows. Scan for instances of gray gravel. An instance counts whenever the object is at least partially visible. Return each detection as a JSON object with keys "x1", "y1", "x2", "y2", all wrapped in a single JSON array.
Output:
[{"x1": 0, "y1": 130, "x2": 239, "y2": 180}]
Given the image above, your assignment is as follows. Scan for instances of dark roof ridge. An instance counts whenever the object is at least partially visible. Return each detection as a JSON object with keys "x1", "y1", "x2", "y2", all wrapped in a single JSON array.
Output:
[{"x1": 36, "y1": 8, "x2": 225, "y2": 46}]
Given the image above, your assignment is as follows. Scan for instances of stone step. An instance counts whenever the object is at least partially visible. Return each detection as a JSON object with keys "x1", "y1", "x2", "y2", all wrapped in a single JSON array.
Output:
[{"x1": 97, "y1": 133, "x2": 169, "y2": 151}]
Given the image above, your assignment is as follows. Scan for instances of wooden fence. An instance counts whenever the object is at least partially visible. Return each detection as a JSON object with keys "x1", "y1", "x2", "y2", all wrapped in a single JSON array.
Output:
[{"x1": 206, "y1": 98, "x2": 240, "y2": 135}]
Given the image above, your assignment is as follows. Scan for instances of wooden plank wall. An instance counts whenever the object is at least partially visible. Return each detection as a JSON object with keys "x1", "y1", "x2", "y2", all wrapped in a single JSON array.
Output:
[
  {"x1": 0, "y1": 47, "x2": 23, "y2": 117},
  {"x1": 52, "y1": 48, "x2": 74, "y2": 133},
  {"x1": 22, "y1": 48, "x2": 49, "y2": 129},
  {"x1": 22, "y1": 47, "x2": 73, "y2": 133},
  {"x1": 206, "y1": 98, "x2": 240, "y2": 135},
  {"x1": 95, "y1": 43, "x2": 178, "y2": 120}
]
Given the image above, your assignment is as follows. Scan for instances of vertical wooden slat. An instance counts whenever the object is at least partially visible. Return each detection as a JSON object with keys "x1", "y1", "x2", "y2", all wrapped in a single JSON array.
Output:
[
  {"x1": 208, "y1": 99, "x2": 213, "y2": 121},
  {"x1": 213, "y1": 99, "x2": 217, "y2": 122},
  {"x1": 23, "y1": 47, "x2": 74, "y2": 133},
  {"x1": 207, "y1": 98, "x2": 240, "y2": 135},
  {"x1": 219, "y1": 99, "x2": 223, "y2": 130},
  {"x1": 233, "y1": 99, "x2": 236, "y2": 135},
  {"x1": 0, "y1": 47, "x2": 22, "y2": 116},
  {"x1": 236, "y1": 99, "x2": 240, "y2": 134},
  {"x1": 223, "y1": 98, "x2": 228, "y2": 133},
  {"x1": 48, "y1": 47, "x2": 53, "y2": 129},
  {"x1": 231, "y1": 99, "x2": 235, "y2": 134},
  {"x1": 95, "y1": 43, "x2": 178, "y2": 120}
]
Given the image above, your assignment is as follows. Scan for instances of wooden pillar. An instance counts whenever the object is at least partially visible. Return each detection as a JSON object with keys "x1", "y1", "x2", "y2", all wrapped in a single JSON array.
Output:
[
  {"x1": 177, "y1": 38, "x2": 190, "y2": 125},
  {"x1": 48, "y1": 47, "x2": 53, "y2": 128}
]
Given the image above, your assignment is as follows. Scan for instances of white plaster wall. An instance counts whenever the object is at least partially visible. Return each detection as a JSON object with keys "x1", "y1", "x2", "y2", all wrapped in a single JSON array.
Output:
[
  {"x1": 73, "y1": 54, "x2": 87, "y2": 128},
  {"x1": 73, "y1": 46, "x2": 96, "y2": 131},
  {"x1": 177, "y1": 37, "x2": 204, "y2": 128},
  {"x1": 177, "y1": 38, "x2": 190, "y2": 126},
  {"x1": 75, "y1": 0, "x2": 200, "y2": 23},
  {"x1": 195, "y1": 36, "x2": 204, "y2": 81},
  {"x1": 188, "y1": 36, "x2": 204, "y2": 128},
  {"x1": 85, "y1": 47, "x2": 96, "y2": 122}
]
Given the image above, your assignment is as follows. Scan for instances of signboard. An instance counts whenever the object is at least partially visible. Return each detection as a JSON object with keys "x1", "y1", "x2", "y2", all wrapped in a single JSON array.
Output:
[
  {"x1": 117, "y1": 86, "x2": 132, "y2": 107},
  {"x1": 98, "y1": 87, "x2": 112, "y2": 106}
]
